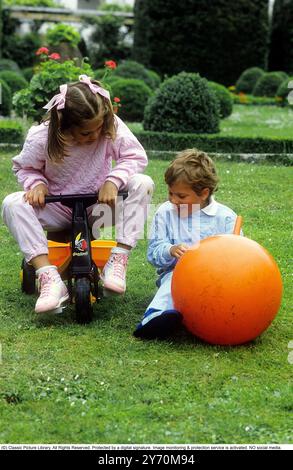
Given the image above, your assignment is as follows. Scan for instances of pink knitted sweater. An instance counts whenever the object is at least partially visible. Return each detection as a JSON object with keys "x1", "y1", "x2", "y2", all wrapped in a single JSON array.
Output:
[{"x1": 12, "y1": 116, "x2": 148, "y2": 194}]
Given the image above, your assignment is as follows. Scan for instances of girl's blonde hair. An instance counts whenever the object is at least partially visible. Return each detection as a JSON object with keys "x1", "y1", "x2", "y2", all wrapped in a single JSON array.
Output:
[
  {"x1": 165, "y1": 148, "x2": 219, "y2": 195},
  {"x1": 43, "y1": 79, "x2": 116, "y2": 163}
]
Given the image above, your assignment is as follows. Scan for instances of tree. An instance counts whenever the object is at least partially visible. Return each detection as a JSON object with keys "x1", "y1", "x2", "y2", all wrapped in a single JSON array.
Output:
[
  {"x1": 268, "y1": 0, "x2": 293, "y2": 73},
  {"x1": 0, "y1": 0, "x2": 2, "y2": 59},
  {"x1": 133, "y1": 0, "x2": 269, "y2": 85}
]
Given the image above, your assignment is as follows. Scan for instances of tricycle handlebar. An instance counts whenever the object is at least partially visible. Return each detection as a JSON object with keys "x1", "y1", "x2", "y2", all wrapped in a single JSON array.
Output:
[{"x1": 45, "y1": 191, "x2": 128, "y2": 205}]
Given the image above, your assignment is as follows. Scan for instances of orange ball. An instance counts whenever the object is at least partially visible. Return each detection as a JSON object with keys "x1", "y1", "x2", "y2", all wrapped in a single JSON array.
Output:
[{"x1": 171, "y1": 235, "x2": 283, "y2": 345}]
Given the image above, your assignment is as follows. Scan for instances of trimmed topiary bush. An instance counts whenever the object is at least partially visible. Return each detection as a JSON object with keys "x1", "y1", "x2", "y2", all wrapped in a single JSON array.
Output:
[
  {"x1": 0, "y1": 70, "x2": 28, "y2": 94},
  {"x1": 0, "y1": 78, "x2": 12, "y2": 116},
  {"x1": 276, "y1": 77, "x2": 293, "y2": 106},
  {"x1": 22, "y1": 67, "x2": 34, "y2": 82},
  {"x1": 2, "y1": 32, "x2": 41, "y2": 69},
  {"x1": 235, "y1": 67, "x2": 265, "y2": 94},
  {"x1": 275, "y1": 71, "x2": 288, "y2": 82},
  {"x1": 113, "y1": 60, "x2": 161, "y2": 90},
  {"x1": 253, "y1": 72, "x2": 285, "y2": 97},
  {"x1": 146, "y1": 69, "x2": 161, "y2": 90},
  {"x1": 0, "y1": 59, "x2": 20, "y2": 73},
  {"x1": 208, "y1": 81, "x2": 233, "y2": 118},
  {"x1": 109, "y1": 78, "x2": 152, "y2": 122},
  {"x1": 143, "y1": 72, "x2": 220, "y2": 134}
]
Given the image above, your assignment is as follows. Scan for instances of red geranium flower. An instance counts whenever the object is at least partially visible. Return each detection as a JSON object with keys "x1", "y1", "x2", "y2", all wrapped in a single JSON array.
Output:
[
  {"x1": 49, "y1": 53, "x2": 61, "y2": 60},
  {"x1": 36, "y1": 47, "x2": 49, "y2": 56},
  {"x1": 113, "y1": 97, "x2": 121, "y2": 103},
  {"x1": 105, "y1": 60, "x2": 117, "y2": 70}
]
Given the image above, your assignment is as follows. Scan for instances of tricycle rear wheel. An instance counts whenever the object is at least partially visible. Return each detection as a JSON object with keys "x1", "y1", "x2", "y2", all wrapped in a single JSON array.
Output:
[{"x1": 21, "y1": 259, "x2": 36, "y2": 295}]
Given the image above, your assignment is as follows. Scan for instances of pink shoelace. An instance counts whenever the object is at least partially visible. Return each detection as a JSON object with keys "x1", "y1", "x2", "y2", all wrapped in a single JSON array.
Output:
[
  {"x1": 109, "y1": 254, "x2": 128, "y2": 280},
  {"x1": 38, "y1": 271, "x2": 56, "y2": 298}
]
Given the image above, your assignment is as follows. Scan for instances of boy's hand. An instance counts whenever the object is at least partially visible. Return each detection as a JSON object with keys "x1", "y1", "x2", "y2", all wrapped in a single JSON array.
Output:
[
  {"x1": 24, "y1": 183, "x2": 48, "y2": 208},
  {"x1": 98, "y1": 181, "x2": 118, "y2": 206},
  {"x1": 170, "y1": 243, "x2": 189, "y2": 259}
]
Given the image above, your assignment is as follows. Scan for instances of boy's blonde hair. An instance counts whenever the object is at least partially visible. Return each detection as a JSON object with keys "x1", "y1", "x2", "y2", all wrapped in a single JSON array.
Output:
[
  {"x1": 165, "y1": 148, "x2": 219, "y2": 195},
  {"x1": 43, "y1": 79, "x2": 116, "y2": 163}
]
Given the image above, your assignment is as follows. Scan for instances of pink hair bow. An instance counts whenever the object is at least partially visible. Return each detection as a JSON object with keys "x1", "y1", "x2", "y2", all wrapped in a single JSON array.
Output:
[
  {"x1": 43, "y1": 84, "x2": 67, "y2": 111},
  {"x1": 79, "y1": 74, "x2": 110, "y2": 100}
]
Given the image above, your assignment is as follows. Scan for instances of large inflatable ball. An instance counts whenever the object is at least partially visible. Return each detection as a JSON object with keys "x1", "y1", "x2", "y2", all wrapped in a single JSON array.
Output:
[{"x1": 171, "y1": 234, "x2": 282, "y2": 345}]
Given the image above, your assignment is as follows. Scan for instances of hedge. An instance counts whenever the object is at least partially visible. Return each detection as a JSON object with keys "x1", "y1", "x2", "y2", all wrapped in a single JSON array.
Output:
[
  {"x1": 146, "y1": 150, "x2": 293, "y2": 166},
  {"x1": 133, "y1": 130, "x2": 293, "y2": 155},
  {"x1": 0, "y1": 120, "x2": 23, "y2": 144},
  {"x1": 232, "y1": 94, "x2": 277, "y2": 106},
  {"x1": 133, "y1": 0, "x2": 268, "y2": 86}
]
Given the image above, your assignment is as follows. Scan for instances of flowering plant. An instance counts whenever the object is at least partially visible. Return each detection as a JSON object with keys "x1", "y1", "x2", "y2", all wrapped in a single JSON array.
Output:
[
  {"x1": 112, "y1": 96, "x2": 121, "y2": 113},
  {"x1": 13, "y1": 49, "x2": 93, "y2": 120},
  {"x1": 36, "y1": 47, "x2": 61, "y2": 62},
  {"x1": 100, "y1": 60, "x2": 121, "y2": 114}
]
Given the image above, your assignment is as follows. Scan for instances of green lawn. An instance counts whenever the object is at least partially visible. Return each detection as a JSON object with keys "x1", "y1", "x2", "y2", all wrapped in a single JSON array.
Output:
[
  {"x1": 0, "y1": 150, "x2": 292, "y2": 444},
  {"x1": 129, "y1": 104, "x2": 293, "y2": 140}
]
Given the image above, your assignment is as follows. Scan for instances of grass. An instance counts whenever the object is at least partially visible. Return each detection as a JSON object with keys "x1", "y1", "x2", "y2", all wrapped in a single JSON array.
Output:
[
  {"x1": 0, "y1": 150, "x2": 292, "y2": 444},
  {"x1": 129, "y1": 104, "x2": 293, "y2": 140}
]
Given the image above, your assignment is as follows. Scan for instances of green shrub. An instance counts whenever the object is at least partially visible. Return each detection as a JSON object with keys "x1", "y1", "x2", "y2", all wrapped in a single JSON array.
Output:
[
  {"x1": 143, "y1": 72, "x2": 220, "y2": 134},
  {"x1": 46, "y1": 24, "x2": 81, "y2": 47},
  {"x1": 22, "y1": 67, "x2": 34, "y2": 82},
  {"x1": 146, "y1": 69, "x2": 161, "y2": 90},
  {"x1": 208, "y1": 81, "x2": 233, "y2": 118},
  {"x1": 113, "y1": 60, "x2": 161, "y2": 90},
  {"x1": 0, "y1": 78, "x2": 12, "y2": 116},
  {"x1": 253, "y1": 72, "x2": 284, "y2": 97},
  {"x1": 2, "y1": 32, "x2": 41, "y2": 69},
  {"x1": 275, "y1": 71, "x2": 288, "y2": 82},
  {"x1": 93, "y1": 68, "x2": 106, "y2": 81},
  {"x1": 235, "y1": 67, "x2": 265, "y2": 93},
  {"x1": 0, "y1": 59, "x2": 20, "y2": 73},
  {"x1": 275, "y1": 77, "x2": 293, "y2": 106},
  {"x1": 0, "y1": 70, "x2": 28, "y2": 94},
  {"x1": 109, "y1": 78, "x2": 152, "y2": 122},
  {"x1": 93, "y1": 68, "x2": 120, "y2": 84},
  {"x1": 13, "y1": 58, "x2": 93, "y2": 120},
  {"x1": 0, "y1": 119, "x2": 23, "y2": 144}
]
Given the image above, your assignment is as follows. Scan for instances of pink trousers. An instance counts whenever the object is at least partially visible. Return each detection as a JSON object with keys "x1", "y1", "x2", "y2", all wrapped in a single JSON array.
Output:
[{"x1": 2, "y1": 174, "x2": 154, "y2": 263}]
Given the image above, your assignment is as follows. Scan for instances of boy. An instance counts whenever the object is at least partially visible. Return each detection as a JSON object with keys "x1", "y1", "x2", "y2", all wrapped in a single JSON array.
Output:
[{"x1": 134, "y1": 149, "x2": 240, "y2": 339}]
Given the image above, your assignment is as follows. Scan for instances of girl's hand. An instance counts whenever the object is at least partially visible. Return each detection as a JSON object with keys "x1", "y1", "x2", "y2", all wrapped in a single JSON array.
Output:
[
  {"x1": 24, "y1": 183, "x2": 48, "y2": 208},
  {"x1": 170, "y1": 243, "x2": 189, "y2": 259},
  {"x1": 98, "y1": 181, "x2": 118, "y2": 206}
]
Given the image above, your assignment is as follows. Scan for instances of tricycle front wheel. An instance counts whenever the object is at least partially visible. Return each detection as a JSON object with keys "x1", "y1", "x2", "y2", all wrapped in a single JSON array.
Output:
[{"x1": 75, "y1": 277, "x2": 93, "y2": 324}]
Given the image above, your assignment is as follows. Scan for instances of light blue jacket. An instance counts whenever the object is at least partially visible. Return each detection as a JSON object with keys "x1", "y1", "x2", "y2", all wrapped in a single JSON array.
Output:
[{"x1": 147, "y1": 197, "x2": 240, "y2": 280}]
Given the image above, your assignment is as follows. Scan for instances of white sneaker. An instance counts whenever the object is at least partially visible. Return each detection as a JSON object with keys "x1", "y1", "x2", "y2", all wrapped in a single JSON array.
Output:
[
  {"x1": 101, "y1": 252, "x2": 128, "y2": 294},
  {"x1": 35, "y1": 270, "x2": 69, "y2": 314}
]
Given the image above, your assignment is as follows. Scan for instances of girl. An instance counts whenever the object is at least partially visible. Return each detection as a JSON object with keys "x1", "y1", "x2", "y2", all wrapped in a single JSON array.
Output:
[
  {"x1": 133, "y1": 149, "x2": 241, "y2": 339},
  {"x1": 2, "y1": 75, "x2": 154, "y2": 314}
]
